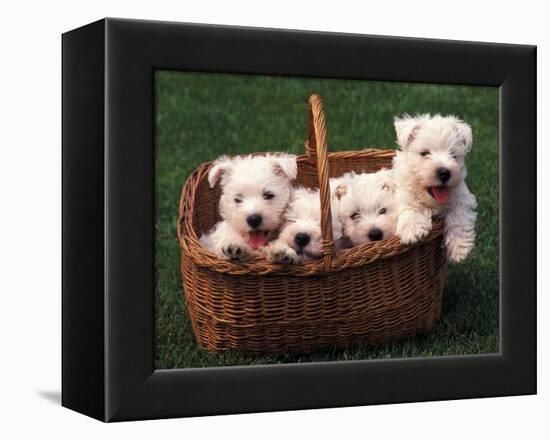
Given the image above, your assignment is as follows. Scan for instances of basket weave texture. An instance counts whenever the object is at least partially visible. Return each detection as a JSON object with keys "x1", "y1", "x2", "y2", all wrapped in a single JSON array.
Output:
[{"x1": 177, "y1": 95, "x2": 447, "y2": 353}]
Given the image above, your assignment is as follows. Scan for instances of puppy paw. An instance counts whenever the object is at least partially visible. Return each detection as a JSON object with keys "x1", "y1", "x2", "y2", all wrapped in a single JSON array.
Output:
[
  {"x1": 265, "y1": 243, "x2": 299, "y2": 265},
  {"x1": 219, "y1": 242, "x2": 255, "y2": 262},
  {"x1": 397, "y1": 221, "x2": 431, "y2": 244},
  {"x1": 446, "y1": 238, "x2": 474, "y2": 263}
]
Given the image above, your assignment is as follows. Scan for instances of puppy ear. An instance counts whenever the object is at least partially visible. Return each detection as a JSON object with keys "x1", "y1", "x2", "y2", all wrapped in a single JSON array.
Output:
[
  {"x1": 271, "y1": 155, "x2": 297, "y2": 180},
  {"x1": 333, "y1": 184, "x2": 348, "y2": 200},
  {"x1": 208, "y1": 155, "x2": 233, "y2": 188},
  {"x1": 381, "y1": 179, "x2": 396, "y2": 194},
  {"x1": 453, "y1": 119, "x2": 473, "y2": 153},
  {"x1": 394, "y1": 115, "x2": 422, "y2": 150},
  {"x1": 377, "y1": 169, "x2": 396, "y2": 194}
]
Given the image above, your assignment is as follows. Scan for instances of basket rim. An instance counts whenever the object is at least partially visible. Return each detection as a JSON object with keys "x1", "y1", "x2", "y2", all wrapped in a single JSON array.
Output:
[{"x1": 177, "y1": 148, "x2": 445, "y2": 277}]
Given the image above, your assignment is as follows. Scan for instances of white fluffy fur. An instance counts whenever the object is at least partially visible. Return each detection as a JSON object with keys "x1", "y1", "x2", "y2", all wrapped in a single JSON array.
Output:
[
  {"x1": 392, "y1": 114, "x2": 477, "y2": 262},
  {"x1": 265, "y1": 187, "x2": 343, "y2": 264},
  {"x1": 200, "y1": 153, "x2": 297, "y2": 261},
  {"x1": 331, "y1": 169, "x2": 398, "y2": 246}
]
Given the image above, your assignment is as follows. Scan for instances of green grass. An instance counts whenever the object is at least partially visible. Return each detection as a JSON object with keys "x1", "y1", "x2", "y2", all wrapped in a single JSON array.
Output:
[{"x1": 155, "y1": 71, "x2": 500, "y2": 369}]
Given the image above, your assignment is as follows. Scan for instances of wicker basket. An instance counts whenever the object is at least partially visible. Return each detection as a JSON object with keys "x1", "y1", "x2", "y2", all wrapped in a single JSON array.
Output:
[{"x1": 177, "y1": 95, "x2": 447, "y2": 353}]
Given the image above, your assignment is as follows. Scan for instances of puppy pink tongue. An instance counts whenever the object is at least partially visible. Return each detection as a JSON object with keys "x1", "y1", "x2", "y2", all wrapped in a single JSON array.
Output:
[
  {"x1": 432, "y1": 186, "x2": 449, "y2": 204},
  {"x1": 248, "y1": 231, "x2": 268, "y2": 250}
]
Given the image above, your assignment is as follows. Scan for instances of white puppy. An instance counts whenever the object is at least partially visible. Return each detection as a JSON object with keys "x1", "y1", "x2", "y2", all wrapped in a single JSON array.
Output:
[
  {"x1": 392, "y1": 114, "x2": 477, "y2": 262},
  {"x1": 332, "y1": 169, "x2": 398, "y2": 246},
  {"x1": 200, "y1": 153, "x2": 297, "y2": 261},
  {"x1": 265, "y1": 187, "x2": 343, "y2": 264}
]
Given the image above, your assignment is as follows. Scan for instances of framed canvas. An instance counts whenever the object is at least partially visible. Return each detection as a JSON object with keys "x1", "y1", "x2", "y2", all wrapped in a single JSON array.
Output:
[{"x1": 62, "y1": 18, "x2": 536, "y2": 422}]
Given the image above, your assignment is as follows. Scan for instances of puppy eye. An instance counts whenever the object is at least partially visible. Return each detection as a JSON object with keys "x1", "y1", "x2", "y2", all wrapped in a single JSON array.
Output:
[
  {"x1": 420, "y1": 151, "x2": 430, "y2": 157},
  {"x1": 350, "y1": 212, "x2": 360, "y2": 220},
  {"x1": 263, "y1": 191, "x2": 275, "y2": 200},
  {"x1": 234, "y1": 197, "x2": 242, "y2": 204},
  {"x1": 451, "y1": 153, "x2": 457, "y2": 159},
  {"x1": 378, "y1": 208, "x2": 387, "y2": 215}
]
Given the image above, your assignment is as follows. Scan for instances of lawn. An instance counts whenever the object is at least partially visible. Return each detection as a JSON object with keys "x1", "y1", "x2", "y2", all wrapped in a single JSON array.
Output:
[{"x1": 154, "y1": 71, "x2": 499, "y2": 369}]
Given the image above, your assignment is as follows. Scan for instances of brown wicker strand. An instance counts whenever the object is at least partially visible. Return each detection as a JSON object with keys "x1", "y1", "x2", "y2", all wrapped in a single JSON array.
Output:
[{"x1": 306, "y1": 95, "x2": 334, "y2": 270}]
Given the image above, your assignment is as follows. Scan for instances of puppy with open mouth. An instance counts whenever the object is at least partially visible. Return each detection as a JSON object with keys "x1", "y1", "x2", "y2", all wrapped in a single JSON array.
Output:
[
  {"x1": 200, "y1": 153, "x2": 297, "y2": 262},
  {"x1": 392, "y1": 114, "x2": 477, "y2": 263},
  {"x1": 265, "y1": 186, "x2": 344, "y2": 264}
]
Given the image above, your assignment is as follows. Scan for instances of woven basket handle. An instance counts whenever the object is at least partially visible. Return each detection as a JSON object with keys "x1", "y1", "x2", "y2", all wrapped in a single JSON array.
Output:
[{"x1": 305, "y1": 95, "x2": 334, "y2": 270}]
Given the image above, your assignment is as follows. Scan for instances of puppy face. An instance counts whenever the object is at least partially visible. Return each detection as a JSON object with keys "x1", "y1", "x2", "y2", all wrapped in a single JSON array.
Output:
[
  {"x1": 335, "y1": 171, "x2": 398, "y2": 246},
  {"x1": 208, "y1": 154, "x2": 297, "y2": 249},
  {"x1": 394, "y1": 114, "x2": 472, "y2": 208},
  {"x1": 277, "y1": 187, "x2": 342, "y2": 261}
]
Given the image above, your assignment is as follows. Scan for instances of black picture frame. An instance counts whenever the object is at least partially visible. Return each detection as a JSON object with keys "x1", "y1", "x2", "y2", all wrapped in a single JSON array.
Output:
[{"x1": 62, "y1": 18, "x2": 536, "y2": 422}]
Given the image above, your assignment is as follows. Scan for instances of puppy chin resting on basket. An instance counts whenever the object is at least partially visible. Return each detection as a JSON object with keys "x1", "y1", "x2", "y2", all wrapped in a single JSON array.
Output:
[
  {"x1": 264, "y1": 186, "x2": 344, "y2": 264},
  {"x1": 392, "y1": 114, "x2": 477, "y2": 263},
  {"x1": 331, "y1": 169, "x2": 399, "y2": 246},
  {"x1": 200, "y1": 153, "x2": 297, "y2": 262}
]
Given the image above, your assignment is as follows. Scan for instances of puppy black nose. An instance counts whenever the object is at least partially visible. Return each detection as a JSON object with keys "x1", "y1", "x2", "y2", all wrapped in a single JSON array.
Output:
[
  {"x1": 368, "y1": 228, "x2": 383, "y2": 241},
  {"x1": 437, "y1": 167, "x2": 451, "y2": 183},
  {"x1": 294, "y1": 232, "x2": 311, "y2": 248},
  {"x1": 246, "y1": 214, "x2": 263, "y2": 229}
]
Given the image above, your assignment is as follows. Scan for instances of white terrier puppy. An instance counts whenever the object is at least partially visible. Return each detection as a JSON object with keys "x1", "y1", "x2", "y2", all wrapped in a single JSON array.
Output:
[
  {"x1": 200, "y1": 153, "x2": 297, "y2": 261},
  {"x1": 265, "y1": 187, "x2": 343, "y2": 264},
  {"x1": 392, "y1": 114, "x2": 477, "y2": 262},
  {"x1": 332, "y1": 169, "x2": 398, "y2": 246}
]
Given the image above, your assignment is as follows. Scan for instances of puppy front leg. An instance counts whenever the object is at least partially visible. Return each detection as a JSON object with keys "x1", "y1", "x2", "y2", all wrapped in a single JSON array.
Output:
[
  {"x1": 444, "y1": 193, "x2": 477, "y2": 263},
  {"x1": 396, "y1": 207, "x2": 432, "y2": 244},
  {"x1": 263, "y1": 241, "x2": 300, "y2": 265},
  {"x1": 208, "y1": 221, "x2": 257, "y2": 262}
]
